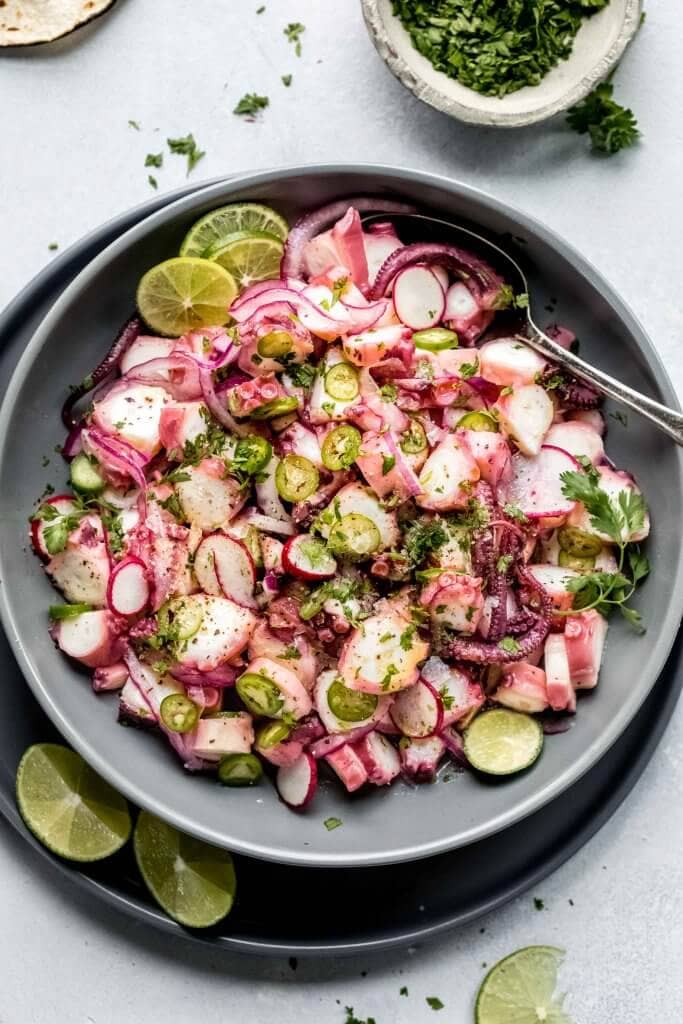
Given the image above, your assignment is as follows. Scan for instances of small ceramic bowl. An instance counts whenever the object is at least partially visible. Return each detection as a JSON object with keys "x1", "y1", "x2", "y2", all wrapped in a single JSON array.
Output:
[{"x1": 361, "y1": 0, "x2": 643, "y2": 127}]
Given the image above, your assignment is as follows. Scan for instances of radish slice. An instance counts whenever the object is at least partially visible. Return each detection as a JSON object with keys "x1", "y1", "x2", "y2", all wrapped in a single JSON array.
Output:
[
  {"x1": 393, "y1": 266, "x2": 445, "y2": 330},
  {"x1": 420, "y1": 657, "x2": 485, "y2": 728},
  {"x1": 390, "y1": 679, "x2": 444, "y2": 738},
  {"x1": 31, "y1": 495, "x2": 77, "y2": 559},
  {"x1": 282, "y1": 534, "x2": 337, "y2": 581},
  {"x1": 194, "y1": 533, "x2": 256, "y2": 608},
  {"x1": 276, "y1": 752, "x2": 318, "y2": 808},
  {"x1": 107, "y1": 557, "x2": 149, "y2": 617},
  {"x1": 504, "y1": 445, "x2": 580, "y2": 519}
]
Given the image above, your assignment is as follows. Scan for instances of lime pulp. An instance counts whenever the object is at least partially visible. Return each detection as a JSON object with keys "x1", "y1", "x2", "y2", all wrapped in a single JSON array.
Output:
[
  {"x1": 16, "y1": 744, "x2": 131, "y2": 862},
  {"x1": 464, "y1": 709, "x2": 543, "y2": 775},
  {"x1": 208, "y1": 231, "x2": 284, "y2": 288},
  {"x1": 476, "y1": 946, "x2": 573, "y2": 1024},
  {"x1": 133, "y1": 810, "x2": 237, "y2": 928}
]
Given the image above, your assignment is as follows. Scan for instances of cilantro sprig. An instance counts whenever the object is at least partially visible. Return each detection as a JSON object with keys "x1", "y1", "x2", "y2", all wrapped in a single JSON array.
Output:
[
  {"x1": 567, "y1": 81, "x2": 639, "y2": 155},
  {"x1": 560, "y1": 461, "x2": 649, "y2": 630}
]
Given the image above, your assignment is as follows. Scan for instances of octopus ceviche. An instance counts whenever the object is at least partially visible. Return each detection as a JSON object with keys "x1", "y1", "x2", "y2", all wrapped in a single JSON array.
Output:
[{"x1": 32, "y1": 197, "x2": 650, "y2": 807}]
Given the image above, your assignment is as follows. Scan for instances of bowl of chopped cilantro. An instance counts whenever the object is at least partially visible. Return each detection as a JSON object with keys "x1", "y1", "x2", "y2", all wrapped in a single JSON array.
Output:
[{"x1": 362, "y1": 0, "x2": 643, "y2": 128}]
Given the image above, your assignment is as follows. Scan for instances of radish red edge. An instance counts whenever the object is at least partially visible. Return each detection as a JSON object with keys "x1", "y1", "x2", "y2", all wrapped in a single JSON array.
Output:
[
  {"x1": 390, "y1": 678, "x2": 445, "y2": 738},
  {"x1": 31, "y1": 495, "x2": 77, "y2": 559},
  {"x1": 282, "y1": 534, "x2": 337, "y2": 581},
  {"x1": 106, "y1": 557, "x2": 150, "y2": 617},
  {"x1": 276, "y1": 751, "x2": 318, "y2": 808}
]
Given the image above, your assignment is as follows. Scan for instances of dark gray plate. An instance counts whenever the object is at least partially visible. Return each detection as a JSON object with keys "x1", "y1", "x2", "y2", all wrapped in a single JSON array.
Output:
[
  {"x1": 1, "y1": 166, "x2": 681, "y2": 868},
  {"x1": 0, "y1": 184, "x2": 680, "y2": 955}
]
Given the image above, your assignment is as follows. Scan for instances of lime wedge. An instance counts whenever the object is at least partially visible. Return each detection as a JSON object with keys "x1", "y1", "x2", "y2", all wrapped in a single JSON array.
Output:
[
  {"x1": 464, "y1": 709, "x2": 543, "y2": 775},
  {"x1": 136, "y1": 257, "x2": 238, "y2": 337},
  {"x1": 208, "y1": 231, "x2": 284, "y2": 288},
  {"x1": 180, "y1": 202, "x2": 289, "y2": 257},
  {"x1": 134, "y1": 810, "x2": 237, "y2": 928},
  {"x1": 476, "y1": 946, "x2": 573, "y2": 1024},
  {"x1": 16, "y1": 744, "x2": 131, "y2": 862}
]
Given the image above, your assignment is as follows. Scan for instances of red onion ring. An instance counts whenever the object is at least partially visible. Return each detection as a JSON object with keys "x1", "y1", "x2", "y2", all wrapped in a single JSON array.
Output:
[
  {"x1": 282, "y1": 197, "x2": 417, "y2": 279},
  {"x1": 62, "y1": 314, "x2": 142, "y2": 428}
]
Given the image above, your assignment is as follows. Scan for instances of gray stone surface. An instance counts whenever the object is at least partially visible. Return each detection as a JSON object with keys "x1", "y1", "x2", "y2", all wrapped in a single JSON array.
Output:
[{"x1": 0, "y1": 1, "x2": 681, "y2": 1020}]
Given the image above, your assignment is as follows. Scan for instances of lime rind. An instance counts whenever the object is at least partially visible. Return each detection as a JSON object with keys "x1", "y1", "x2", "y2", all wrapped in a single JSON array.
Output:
[
  {"x1": 476, "y1": 946, "x2": 573, "y2": 1024},
  {"x1": 464, "y1": 709, "x2": 543, "y2": 776},
  {"x1": 16, "y1": 743, "x2": 131, "y2": 862},
  {"x1": 179, "y1": 202, "x2": 289, "y2": 257},
  {"x1": 133, "y1": 810, "x2": 236, "y2": 928},
  {"x1": 136, "y1": 256, "x2": 238, "y2": 337}
]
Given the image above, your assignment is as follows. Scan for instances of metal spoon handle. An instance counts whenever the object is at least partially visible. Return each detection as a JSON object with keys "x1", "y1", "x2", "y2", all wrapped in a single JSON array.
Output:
[{"x1": 523, "y1": 323, "x2": 683, "y2": 446}]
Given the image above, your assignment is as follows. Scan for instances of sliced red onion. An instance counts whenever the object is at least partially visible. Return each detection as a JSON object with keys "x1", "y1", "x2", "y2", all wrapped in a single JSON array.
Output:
[
  {"x1": 343, "y1": 298, "x2": 390, "y2": 335},
  {"x1": 232, "y1": 288, "x2": 340, "y2": 332},
  {"x1": 542, "y1": 715, "x2": 574, "y2": 735},
  {"x1": 242, "y1": 509, "x2": 297, "y2": 536},
  {"x1": 169, "y1": 664, "x2": 238, "y2": 689},
  {"x1": 262, "y1": 571, "x2": 281, "y2": 598},
  {"x1": 282, "y1": 197, "x2": 417, "y2": 279},
  {"x1": 62, "y1": 424, "x2": 83, "y2": 461},
  {"x1": 198, "y1": 366, "x2": 251, "y2": 437},
  {"x1": 124, "y1": 353, "x2": 202, "y2": 401},
  {"x1": 465, "y1": 376, "x2": 502, "y2": 407},
  {"x1": 62, "y1": 314, "x2": 142, "y2": 428},
  {"x1": 369, "y1": 243, "x2": 504, "y2": 307},
  {"x1": 290, "y1": 714, "x2": 326, "y2": 745},
  {"x1": 82, "y1": 428, "x2": 149, "y2": 493},
  {"x1": 384, "y1": 430, "x2": 422, "y2": 497},
  {"x1": 309, "y1": 724, "x2": 374, "y2": 759}
]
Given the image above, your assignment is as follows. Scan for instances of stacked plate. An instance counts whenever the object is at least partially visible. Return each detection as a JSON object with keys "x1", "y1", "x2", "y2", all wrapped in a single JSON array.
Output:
[{"x1": 1, "y1": 167, "x2": 681, "y2": 954}]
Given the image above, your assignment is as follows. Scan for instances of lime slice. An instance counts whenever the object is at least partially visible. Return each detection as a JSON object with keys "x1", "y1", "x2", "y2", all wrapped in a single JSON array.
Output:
[
  {"x1": 16, "y1": 744, "x2": 131, "y2": 862},
  {"x1": 208, "y1": 231, "x2": 284, "y2": 288},
  {"x1": 134, "y1": 810, "x2": 237, "y2": 928},
  {"x1": 180, "y1": 202, "x2": 289, "y2": 257},
  {"x1": 476, "y1": 946, "x2": 573, "y2": 1024},
  {"x1": 464, "y1": 709, "x2": 543, "y2": 775},
  {"x1": 136, "y1": 257, "x2": 238, "y2": 337}
]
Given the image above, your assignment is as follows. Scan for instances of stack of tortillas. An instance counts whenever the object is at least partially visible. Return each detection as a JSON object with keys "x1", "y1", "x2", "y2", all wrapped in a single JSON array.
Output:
[{"x1": 0, "y1": 0, "x2": 116, "y2": 46}]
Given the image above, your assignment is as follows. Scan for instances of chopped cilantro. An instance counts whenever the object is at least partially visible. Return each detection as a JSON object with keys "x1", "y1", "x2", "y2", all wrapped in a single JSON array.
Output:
[
  {"x1": 459, "y1": 359, "x2": 479, "y2": 380},
  {"x1": 285, "y1": 361, "x2": 317, "y2": 390},
  {"x1": 234, "y1": 93, "x2": 270, "y2": 118},
  {"x1": 128, "y1": 119, "x2": 140, "y2": 130},
  {"x1": 167, "y1": 133, "x2": 205, "y2": 175},
  {"x1": 324, "y1": 816, "x2": 343, "y2": 831},
  {"x1": 400, "y1": 624, "x2": 417, "y2": 651},
  {"x1": 404, "y1": 518, "x2": 448, "y2": 566},
  {"x1": 47, "y1": 242, "x2": 59, "y2": 252},
  {"x1": 498, "y1": 636, "x2": 521, "y2": 655},
  {"x1": 534, "y1": 897, "x2": 545, "y2": 911},
  {"x1": 399, "y1": 986, "x2": 408, "y2": 996},
  {"x1": 284, "y1": 21, "x2": 305, "y2": 56},
  {"x1": 145, "y1": 152, "x2": 163, "y2": 168},
  {"x1": 503, "y1": 502, "x2": 528, "y2": 524},
  {"x1": 157, "y1": 492, "x2": 185, "y2": 522},
  {"x1": 382, "y1": 454, "x2": 396, "y2": 476},
  {"x1": 281, "y1": 74, "x2": 293, "y2": 87},
  {"x1": 496, "y1": 554, "x2": 513, "y2": 573},
  {"x1": 280, "y1": 645, "x2": 301, "y2": 661},
  {"x1": 379, "y1": 383, "x2": 398, "y2": 402},
  {"x1": 426, "y1": 997, "x2": 444, "y2": 1011},
  {"x1": 256, "y1": 3, "x2": 265, "y2": 10},
  {"x1": 148, "y1": 175, "x2": 158, "y2": 190}
]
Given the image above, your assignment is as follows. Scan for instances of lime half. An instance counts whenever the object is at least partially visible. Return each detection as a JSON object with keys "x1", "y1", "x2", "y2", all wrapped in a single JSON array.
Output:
[
  {"x1": 464, "y1": 709, "x2": 543, "y2": 775},
  {"x1": 180, "y1": 202, "x2": 289, "y2": 257},
  {"x1": 476, "y1": 946, "x2": 573, "y2": 1024},
  {"x1": 134, "y1": 810, "x2": 237, "y2": 928},
  {"x1": 208, "y1": 231, "x2": 284, "y2": 288},
  {"x1": 136, "y1": 257, "x2": 238, "y2": 337},
  {"x1": 16, "y1": 744, "x2": 131, "y2": 862}
]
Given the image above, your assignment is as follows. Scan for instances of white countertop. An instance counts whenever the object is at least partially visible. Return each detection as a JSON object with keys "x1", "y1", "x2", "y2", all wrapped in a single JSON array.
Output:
[{"x1": 1, "y1": 1, "x2": 682, "y2": 1020}]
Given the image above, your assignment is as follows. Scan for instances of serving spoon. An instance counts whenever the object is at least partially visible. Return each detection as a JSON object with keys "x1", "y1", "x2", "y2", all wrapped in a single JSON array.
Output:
[{"x1": 363, "y1": 212, "x2": 683, "y2": 445}]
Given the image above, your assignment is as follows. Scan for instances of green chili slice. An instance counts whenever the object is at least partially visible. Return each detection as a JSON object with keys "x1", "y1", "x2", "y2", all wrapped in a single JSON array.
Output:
[
  {"x1": 232, "y1": 435, "x2": 272, "y2": 475},
  {"x1": 321, "y1": 424, "x2": 362, "y2": 471},
  {"x1": 257, "y1": 330, "x2": 293, "y2": 359},
  {"x1": 217, "y1": 753, "x2": 263, "y2": 787},
  {"x1": 558, "y1": 550, "x2": 596, "y2": 571},
  {"x1": 412, "y1": 327, "x2": 458, "y2": 351},
  {"x1": 324, "y1": 362, "x2": 359, "y2": 401},
  {"x1": 327, "y1": 678, "x2": 378, "y2": 723},
  {"x1": 236, "y1": 672, "x2": 284, "y2": 717},
  {"x1": 48, "y1": 603, "x2": 93, "y2": 620},
  {"x1": 256, "y1": 720, "x2": 292, "y2": 749},
  {"x1": 275, "y1": 454, "x2": 320, "y2": 502},
  {"x1": 400, "y1": 417, "x2": 428, "y2": 454},
  {"x1": 457, "y1": 410, "x2": 499, "y2": 432},
  {"x1": 557, "y1": 526, "x2": 602, "y2": 558},
  {"x1": 328, "y1": 513, "x2": 381, "y2": 560},
  {"x1": 160, "y1": 694, "x2": 200, "y2": 734},
  {"x1": 250, "y1": 396, "x2": 300, "y2": 420}
]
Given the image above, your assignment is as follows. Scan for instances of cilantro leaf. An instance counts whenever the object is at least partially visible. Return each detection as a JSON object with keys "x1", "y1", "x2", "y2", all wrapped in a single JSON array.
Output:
[
  {"x1": 567, "y1": 81, "x2": 639, "y2": 154},
  {"x1": 167, "y1": 134, "x2": 205, "y2": 175},
  {"x1": 233, "y1": 93, "x2": 270, "y2": 118}
]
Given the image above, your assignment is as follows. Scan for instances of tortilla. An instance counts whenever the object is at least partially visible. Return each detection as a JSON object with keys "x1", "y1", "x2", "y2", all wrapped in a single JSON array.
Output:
[{"x1": 0, "y1": 0, "x2": 117, "y2": 46}]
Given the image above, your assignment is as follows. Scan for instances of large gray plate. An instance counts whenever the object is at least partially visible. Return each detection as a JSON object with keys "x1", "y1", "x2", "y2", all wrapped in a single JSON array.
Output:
[{"x1": 0, "y1": 165, "x2": 681, "y2": 868}]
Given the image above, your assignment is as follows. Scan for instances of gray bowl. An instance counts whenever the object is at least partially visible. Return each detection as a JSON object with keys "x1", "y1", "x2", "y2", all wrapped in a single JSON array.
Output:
[{"x1": 0, "y1": 164, "x2": 680, "y2": 868}]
